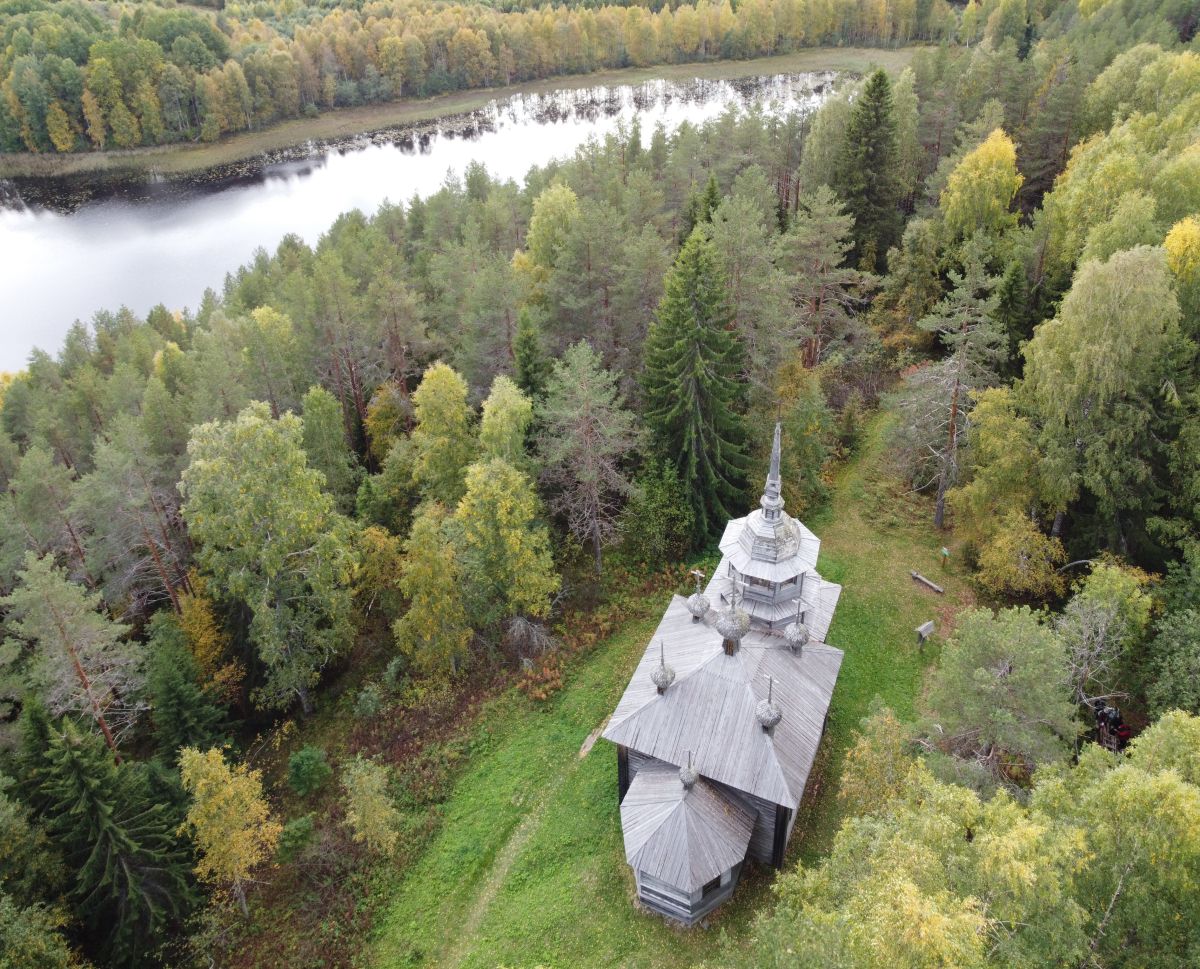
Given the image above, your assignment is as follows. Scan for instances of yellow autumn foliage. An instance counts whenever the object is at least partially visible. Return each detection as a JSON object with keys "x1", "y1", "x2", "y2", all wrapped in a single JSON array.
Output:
[
  {"x1": 940, "y1": 128, "x2": 1023, "y2": 242},
  {"x1": 179, "y1": 747, "x2": 281, "y2": 915}
]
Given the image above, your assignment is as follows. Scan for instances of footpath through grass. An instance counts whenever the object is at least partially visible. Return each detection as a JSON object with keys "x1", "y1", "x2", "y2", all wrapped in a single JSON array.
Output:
[{"x1": 368, "y1": 411, "x2": 974, "y2": 968}]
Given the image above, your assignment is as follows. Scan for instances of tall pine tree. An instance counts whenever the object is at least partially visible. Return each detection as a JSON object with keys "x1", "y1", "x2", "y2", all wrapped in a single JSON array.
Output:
[
  {"x1": 832, "y1": 70, "x2": 901, "y2": 271},
  {"x1": 642, "y1": 230, "x2": 747, "y2": 546}
]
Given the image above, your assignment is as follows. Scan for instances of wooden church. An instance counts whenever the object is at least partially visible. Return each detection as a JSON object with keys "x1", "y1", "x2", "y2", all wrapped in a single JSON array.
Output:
[{"x1": 602, "y1": 424, "x2": 844, "y2": 925}]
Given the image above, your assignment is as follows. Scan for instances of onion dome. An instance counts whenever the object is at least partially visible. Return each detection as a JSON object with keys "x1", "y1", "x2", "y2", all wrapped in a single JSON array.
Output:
[
  {"x1": 650, "y1": 640, "x2": 675, "y2": 694},
  {"x1": 756, "y1": 677, "x2": 783, "y2": 736},
  {"x1": 679, "y1": 751, "x2": 698, "y2": 790},
  {"x1": 784, "y1": 619, "x2": 809, "y2": 652},
  {"x1": 715, "y1": 603, "x2": 751, "y2": 654}
]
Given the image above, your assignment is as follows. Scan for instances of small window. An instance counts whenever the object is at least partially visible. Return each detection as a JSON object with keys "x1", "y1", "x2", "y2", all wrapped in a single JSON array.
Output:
[{"x1": 701, "y1": 874, "x2": 722, "y2": 898}]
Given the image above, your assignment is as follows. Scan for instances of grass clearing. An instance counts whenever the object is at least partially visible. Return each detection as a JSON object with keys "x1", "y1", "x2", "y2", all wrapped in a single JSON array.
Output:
[
  {"x1": 368, "y1": 410, "x2": 975, "y2": 968},
  {"x1": 0, "y1": 47, "x2": 918, "y2": 179}
]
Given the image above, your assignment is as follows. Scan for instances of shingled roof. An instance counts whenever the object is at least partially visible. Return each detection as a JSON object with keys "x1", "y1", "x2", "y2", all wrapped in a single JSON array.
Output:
[
  {"x1": 603, "y1": 595, "x2": 844, "y2": 809},
  {"x1": 620, "y1": 765, "x2": 755, "y2": 894}
]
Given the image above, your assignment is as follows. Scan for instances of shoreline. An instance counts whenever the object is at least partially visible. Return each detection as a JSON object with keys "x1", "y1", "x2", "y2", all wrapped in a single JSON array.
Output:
[{"x1": 0, "y1": 47, "x2": 917, "y2": 181}]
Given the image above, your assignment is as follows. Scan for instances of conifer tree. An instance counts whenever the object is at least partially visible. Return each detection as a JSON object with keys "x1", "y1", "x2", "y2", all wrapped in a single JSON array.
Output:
[
  {"x1": 993, "y1": 260, "x2": 1030, "y2": 371},
  {"x1": 538, "y1": 342, "x2": 640, "y2": 575},
  {"x1": 908, "y1": 247, "x2": 1005, "y2": 527},
  {"x1": 2, "y1": 553, "x2": 143, "y2": 756},
  {"x1": 832, "y1": 69, "x2": 900, "y2": 271},
  {"x1": 145, "y1": 613, "x2": 226, "y2": 761},
  {"x1": 679, "y1": 172, "x2": 721, "y2": 242},
  {"x1": 642, "y1": 230, "x2": 747, "y2": 546},
  {"x1": 42, "y1": 723, "x2": 192, "y2": 966},
  {"x1": 512, "y1": 309, "x2": 552, "y2": 400}
]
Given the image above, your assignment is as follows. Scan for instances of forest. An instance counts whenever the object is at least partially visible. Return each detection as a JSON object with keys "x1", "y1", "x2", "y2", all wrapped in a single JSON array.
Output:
[
  {"x1": 2, "y1": 0, "x2": 1200, "y2": 965},
  {"x1": 0, "y1": 0, "x2": 959, "y2": 154}
]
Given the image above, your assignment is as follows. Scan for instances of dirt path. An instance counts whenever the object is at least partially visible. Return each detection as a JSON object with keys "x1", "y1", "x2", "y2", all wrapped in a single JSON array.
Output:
[{"x1": 437, "y1": 764, "x2": 579, "y2": 969}]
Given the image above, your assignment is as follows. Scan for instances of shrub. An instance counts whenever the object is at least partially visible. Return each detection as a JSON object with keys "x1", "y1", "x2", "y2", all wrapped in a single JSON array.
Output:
[
  {"x1": 287, "y1": 746, "x2": 332, "y2": 798},
  {"x1": 276, "y1": 814, "x2": 316, "y2": 863}
]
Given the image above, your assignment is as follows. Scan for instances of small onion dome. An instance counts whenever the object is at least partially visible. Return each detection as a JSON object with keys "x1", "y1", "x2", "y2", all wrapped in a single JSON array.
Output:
[
  {"x1": 715, "y1": 604, "x2": 751, "y2": 643},
  {"x1": 687, "y1": 591, "x2": 711, "y2": 622},
  {"x1": 784, "y1": 620, "x2": 809, "y2": 652},
  {"x1": 650, "y1": 661, "x2": 676, "y2": 694},
  {"x1": 756, "y1": 697, "x2": 783, "y2": 734},
  {"x1": 679, "y1": 761, "x2": 699, "y2": 790}
]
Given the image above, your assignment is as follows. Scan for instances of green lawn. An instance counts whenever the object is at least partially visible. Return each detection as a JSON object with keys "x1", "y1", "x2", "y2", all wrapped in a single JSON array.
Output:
[{"x1": 368, "y1": 412, "x2": 974, "y2": 968}]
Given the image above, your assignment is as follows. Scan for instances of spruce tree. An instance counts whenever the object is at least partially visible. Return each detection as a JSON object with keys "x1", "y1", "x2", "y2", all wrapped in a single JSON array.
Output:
[
  {"x1": 642, "y1": 230, "x2": 747, "y2": 546},
  {"x1": 145, "y1": 613, "x2": 226, "y2": 761},
  {"x1": 42, "y1": 722, "x2": 192, "y2": 967},
  {"x1": 993, "y1": 261, "x2": 1030, "y2": 373},
  {"x1": 512, "y1": 308, "x2": 552, "y2": 400},
  {"x1": 832, "y1": 70, "x2": 901, "y2": 271},
  {"x1": 679, "y1": 173, "x2": 721, "y2": 243}
]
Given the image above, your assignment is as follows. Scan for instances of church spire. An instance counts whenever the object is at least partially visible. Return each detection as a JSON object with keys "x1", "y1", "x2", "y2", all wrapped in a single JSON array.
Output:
[{"x1": 760, "y1": 421, "x2": 785, "y2": 521}]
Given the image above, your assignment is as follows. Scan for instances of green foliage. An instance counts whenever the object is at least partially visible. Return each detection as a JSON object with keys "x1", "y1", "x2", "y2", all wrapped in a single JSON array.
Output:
[
  {"x1": 393, "y1": 503, "x2": 472, "y2": 678},
  {"x1": 0, "y1": 775, "x2": 64, "y2": 909},
  {"x1": 1023, "y1": 246, "x2": 1183, "y2": 525},
  {"x1": 455, "y1": 458, "x2": 560, "y2": 627},
  {"x1": 275, "y1": 814, "x2": 316, "y2": 864},
  {"x1": 42, "y1": 722, "x2": 192, "y2": 966},
  {"x1": 479, "y1": 375, "x2": 533, "y2": 466},
  {"x1": 354, "y1": 683, "x2": 383, "y2": 718},
  {"x1": 1, "y1": 552, "x2": 140, "y2": 754},
  {"x1": 940, "y1": 127, "x2": 1023, "y2": 246},
  {"x1": 301, "y1": 384, "x2": 361, "y2": 513},
  {"x1": 340, "y1": 757, "x2": 401, "y2": 857},
  {"x1": 921, "y1": 606, "x2": 1077, "y2": 788},
  {"x1": 409, "y1": 362, "x2": 475, "y2": 505},
  {"x1": 287, "y1": 745, "x2": 332, "y2": 798},
  {"x1": 179, "y1": 403, "x2": 357, "y2": 714},
  {"x1": 832, "y1": 69, "x2": 900, "y2": 270},
  {"x1": 642, "y1": 231, "x2": 747, "y2": 546},
  {"x1": 537, "y1": 341, "x2": 639, "y2": 574},
  {"x1": 618, "y1": 460, "x2": 694, "y2": 568},
  {"x1": 1147, "y1": 609, "x2": 1200, "y2": 716},
  {"x1": 0, "y1": 893, "x2": 81, "y2": 969},
  {"x1": 145, "y1": 613, "x2": 226, "y2": 760},
  {"x1": 512, "y1": 309, "x2": 552, "y2": 401}
]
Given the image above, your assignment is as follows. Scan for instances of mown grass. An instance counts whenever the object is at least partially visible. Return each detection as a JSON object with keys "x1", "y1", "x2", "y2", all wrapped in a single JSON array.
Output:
[
  {"x1": 0, "y1": 47, "x2": 918, "y2": 179},
  {"x1": 368, "y1": 411, "x2": 975, "y2": 968}
]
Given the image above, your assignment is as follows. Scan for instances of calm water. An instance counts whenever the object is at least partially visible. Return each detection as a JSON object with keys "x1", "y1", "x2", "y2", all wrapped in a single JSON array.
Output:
[{"x1": 0, "y1": 72, "x2": 836, "y2": 372}]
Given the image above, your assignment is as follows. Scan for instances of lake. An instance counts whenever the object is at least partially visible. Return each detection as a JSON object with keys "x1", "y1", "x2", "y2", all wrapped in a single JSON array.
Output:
[{"x1": 0, "y1": 71, "x2": 837, "y2": 373}]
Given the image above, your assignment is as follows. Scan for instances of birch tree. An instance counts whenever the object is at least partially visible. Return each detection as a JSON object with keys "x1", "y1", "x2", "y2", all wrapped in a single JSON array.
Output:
[
  {"x1": 179, "y1": 747, "x2": 281, "y2": 918},
  {"x1": 179, "y1": 403, "x2": 357, "y2": 715}
]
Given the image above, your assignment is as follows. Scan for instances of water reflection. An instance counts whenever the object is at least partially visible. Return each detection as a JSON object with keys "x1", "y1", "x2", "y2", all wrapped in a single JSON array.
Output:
[{"x1": 0, "y1": 72, "x2": 838, "y2": 371}]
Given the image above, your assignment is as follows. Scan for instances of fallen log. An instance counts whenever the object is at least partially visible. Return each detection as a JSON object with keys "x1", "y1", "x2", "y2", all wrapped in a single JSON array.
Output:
[{"x1": 910, "y1": 570, "x2": 944, "y2": 594}]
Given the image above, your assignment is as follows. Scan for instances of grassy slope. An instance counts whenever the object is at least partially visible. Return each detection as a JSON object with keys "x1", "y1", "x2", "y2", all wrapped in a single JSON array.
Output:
[
  {"x1": 368, "y1": 411, "x2": 974, "y2": 969},
  {"x1": 0, "y1": 47, "x2": 917, "y2": 179}
]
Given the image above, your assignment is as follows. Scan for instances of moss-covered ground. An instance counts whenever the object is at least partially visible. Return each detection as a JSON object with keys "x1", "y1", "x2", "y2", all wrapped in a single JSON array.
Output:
[{"x1": 367, "y1": 412, "x2": 975, "y2": 968}]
